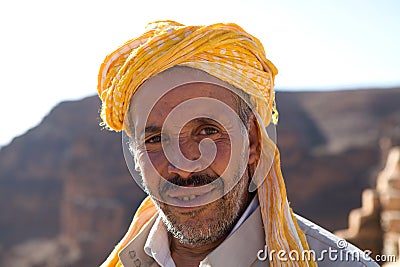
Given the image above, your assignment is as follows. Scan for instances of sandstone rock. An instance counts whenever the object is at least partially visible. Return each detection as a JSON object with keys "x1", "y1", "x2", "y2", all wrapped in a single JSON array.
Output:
[
  {"x1": 1, "y1": 88, "x2": 400, "y2": 266},
  {"x1": 334, "y1": 189, "x2": 382, "y2": 257}
]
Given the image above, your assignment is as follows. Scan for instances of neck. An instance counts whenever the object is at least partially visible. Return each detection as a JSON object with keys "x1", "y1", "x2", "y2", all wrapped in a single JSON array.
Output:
[
  {"x1": 170, "y1": 192, "x2": 256, "y2": 267},
  {"x1": 170, "y1": 231, "x2": 228, "y2": 267}
]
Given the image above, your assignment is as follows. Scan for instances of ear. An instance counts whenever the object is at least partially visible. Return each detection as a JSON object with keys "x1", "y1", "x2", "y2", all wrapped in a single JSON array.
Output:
[
  {"x1": 247, "y1": 114, "x2": 260, "y2": 166},
  {"x1": 134, "y1": 156, "x2": 141, "y2": 172},
  {"x1": 128, "y1": 141, "x2": 142, "y2": 172}
]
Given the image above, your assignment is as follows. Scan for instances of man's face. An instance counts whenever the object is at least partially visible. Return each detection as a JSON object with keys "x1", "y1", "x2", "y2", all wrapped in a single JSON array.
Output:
[{"x1": 128, "y1": 82, "x2": 257, "y2": 247}]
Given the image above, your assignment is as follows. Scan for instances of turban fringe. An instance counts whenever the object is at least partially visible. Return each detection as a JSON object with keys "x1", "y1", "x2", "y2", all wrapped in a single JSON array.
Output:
[{"x1": 98, "y1": 21, "x2": 316, "y2": 267}]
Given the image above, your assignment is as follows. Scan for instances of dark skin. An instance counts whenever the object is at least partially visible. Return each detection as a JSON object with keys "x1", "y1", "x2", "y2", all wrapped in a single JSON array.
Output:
[
  {"x1": 131, "y1": 82, "x2": 261, "y2": 266},
  {"x1": 169, "y1": 115, "x2": 260, "y2": 267}
]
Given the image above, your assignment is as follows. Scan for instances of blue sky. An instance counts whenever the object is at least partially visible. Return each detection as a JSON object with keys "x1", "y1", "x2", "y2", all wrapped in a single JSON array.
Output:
[{"x1": 0, "y1": 0, "x2": 399, "y2": 147}]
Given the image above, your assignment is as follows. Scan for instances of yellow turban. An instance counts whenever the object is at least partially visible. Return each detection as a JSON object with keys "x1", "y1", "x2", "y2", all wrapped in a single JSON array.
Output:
[
  {"x1": 98, "y1": 20, "x2": 278, "y2": 131},
  {"x1": 97, "y1": 20, "x2": 316, "y2": 267}
]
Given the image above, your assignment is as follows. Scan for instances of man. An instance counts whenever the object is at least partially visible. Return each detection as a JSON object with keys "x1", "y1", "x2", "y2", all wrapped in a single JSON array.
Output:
[{"x1": 97, "y1": 21, "x2": 378, "y2": 267}]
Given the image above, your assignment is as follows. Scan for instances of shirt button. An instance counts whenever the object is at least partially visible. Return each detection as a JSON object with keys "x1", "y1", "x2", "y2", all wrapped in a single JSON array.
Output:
[
  {"x1": 129, "y1": 250, "x2": 136, "y2": 259},
  {"x1": 134, "y1": 258, "x2": 141, "y2": 266}
]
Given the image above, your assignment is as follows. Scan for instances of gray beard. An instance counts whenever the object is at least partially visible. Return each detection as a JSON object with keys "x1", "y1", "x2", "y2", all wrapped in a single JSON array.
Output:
[{"x1": 152, "y1": 172, "x2": 249, "y2": 247}]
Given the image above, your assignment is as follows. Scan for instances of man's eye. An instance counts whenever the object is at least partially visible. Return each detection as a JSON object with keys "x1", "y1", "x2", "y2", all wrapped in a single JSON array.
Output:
[
  {"x1": 145, "y1": 135, "x2": 161, "y2": 143},
  {"x1": 199, "y1": 127, "x2": 219, "y2": 135}
]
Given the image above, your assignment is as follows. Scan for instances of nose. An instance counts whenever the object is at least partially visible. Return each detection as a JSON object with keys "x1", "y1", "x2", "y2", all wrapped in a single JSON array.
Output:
[
  {"x1": 166, "y1": 139, "x2": 202, "y2": 178},
  {"x1": 167, "y1": 164, "x2": 193, "y2": 179}
]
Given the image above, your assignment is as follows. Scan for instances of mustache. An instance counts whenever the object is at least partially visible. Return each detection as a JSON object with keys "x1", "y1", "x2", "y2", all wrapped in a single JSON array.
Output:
[{"x1": 160, "y1": 174, "x2": 218, "y2": 193}]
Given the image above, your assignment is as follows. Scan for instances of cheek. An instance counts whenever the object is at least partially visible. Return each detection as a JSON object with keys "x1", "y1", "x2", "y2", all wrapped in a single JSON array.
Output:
[
  {"x1": 212, "y1": 136, "x2": 248, "y2": 190},
  {"x1": 211, "y1": 140, "x2": 232, "y2": 175},
  {"x1": 136, "y1": 150, "x2": 167, "y2": 188},
  {"x1": 136, "y1": 148, "x2": 166, "y2": 170}
]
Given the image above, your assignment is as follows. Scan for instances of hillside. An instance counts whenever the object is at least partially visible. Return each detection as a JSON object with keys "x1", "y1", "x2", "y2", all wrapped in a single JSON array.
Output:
[{"x1": 0, "y1": 88, "x2": 399, "y2": 266}]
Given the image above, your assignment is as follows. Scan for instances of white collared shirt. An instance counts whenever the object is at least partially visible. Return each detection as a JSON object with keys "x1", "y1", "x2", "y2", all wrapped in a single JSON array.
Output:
[
  {"x1": 119, "y1": 200, "x2": 378, "y2": 267},
  {"x1": 143, "y1": 196, "x2": 259, "y2": 267}
]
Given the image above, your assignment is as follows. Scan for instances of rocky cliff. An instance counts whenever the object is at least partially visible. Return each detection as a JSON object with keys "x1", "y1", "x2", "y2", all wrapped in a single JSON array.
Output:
[{"x1": 0, "y1": 88, "x2": 399, "y2": 266}]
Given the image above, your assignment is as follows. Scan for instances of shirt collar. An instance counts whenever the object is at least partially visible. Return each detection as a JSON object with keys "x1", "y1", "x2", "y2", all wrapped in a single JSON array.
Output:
[
  {"x1": 144, "y1": 216, "x2": 176, "y2": 267},
  {"x1": 143, "y1": 195, "x2": 260, "y2": 267},
  {"x1": 228, "y1": 195, "x2": 259, "y2": 238}
]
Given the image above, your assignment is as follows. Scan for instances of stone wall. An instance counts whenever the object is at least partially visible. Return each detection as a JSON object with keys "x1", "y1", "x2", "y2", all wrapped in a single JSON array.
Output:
[{"x1": 336, "y1": 146, "x2": 400, "y2": 266}]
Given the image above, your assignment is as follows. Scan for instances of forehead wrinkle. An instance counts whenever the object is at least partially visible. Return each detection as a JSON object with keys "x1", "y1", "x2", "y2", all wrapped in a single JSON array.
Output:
[{"x1": 127, "y1": 67, "x2": 244, "y2": 139}]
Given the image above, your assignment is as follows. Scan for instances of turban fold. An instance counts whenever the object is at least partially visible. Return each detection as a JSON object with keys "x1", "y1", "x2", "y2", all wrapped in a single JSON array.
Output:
[
  {"x1": 98, "y1": 20, "x2": 316, "y2": 267},
  {"x1": 98, "y1": 20, "x2": 278, "y2": 131}
]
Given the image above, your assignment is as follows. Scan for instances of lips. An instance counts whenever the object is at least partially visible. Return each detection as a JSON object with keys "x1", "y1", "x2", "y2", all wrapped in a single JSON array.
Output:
[
  {"x1": 167, "y1": 184, "x2": 215, "y2": 198},
  {"x1": 168, "y1": 189, "x2": 213, "y2": 203},
  {"x1": 157, "y1": 174, "x2": 224, "y2": 207},
  {"x1": 162, "y1": 183, "x2": 222, "y2": 207}
]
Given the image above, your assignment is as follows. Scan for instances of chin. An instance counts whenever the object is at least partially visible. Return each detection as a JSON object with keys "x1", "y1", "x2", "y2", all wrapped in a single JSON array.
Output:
[{"x1": 153, "y1": 175, "x2": 251, "y2": 247}]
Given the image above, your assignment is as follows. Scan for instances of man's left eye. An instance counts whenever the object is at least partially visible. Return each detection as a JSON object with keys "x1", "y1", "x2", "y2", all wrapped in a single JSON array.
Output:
[{"x1": 199, "y1": 127, "x2": 219, "y2": 135}]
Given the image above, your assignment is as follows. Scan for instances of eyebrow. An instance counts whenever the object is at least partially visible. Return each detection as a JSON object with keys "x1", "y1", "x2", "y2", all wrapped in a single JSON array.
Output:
[
  {"x1": 139, "y1": 118, "x2": 219, "y2": 137},
  {"x1": 146, "y1": 125, "x2": 162, "y2": 133},
  {"x1": 192, "y1": 117, "x2": 217, "y2": 125},
  {"x1": 138, "y1": 125, "x2": 162, "y2": 139}
]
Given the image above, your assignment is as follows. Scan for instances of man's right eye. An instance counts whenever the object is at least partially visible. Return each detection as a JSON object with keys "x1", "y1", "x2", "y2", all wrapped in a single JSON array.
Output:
[{"x1": 145, "y1": 135, "x2": 162, "y2": 144}]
